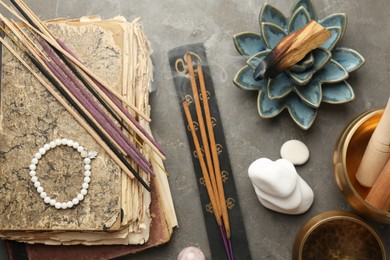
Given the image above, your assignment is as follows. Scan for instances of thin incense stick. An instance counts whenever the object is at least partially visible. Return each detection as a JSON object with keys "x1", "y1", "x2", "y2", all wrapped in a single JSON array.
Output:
[
  {"x1": 198, "y1": 64, "x2": 231, "y2": 239},
  {"x1": 185, "y1": 53, "x2": 221, "y2": 216},
  {"x1": 183, "y1": 100, "x2": 232, "y2": 260},
  {"x1": 0, "y1": 37, "x2": 150, "y2": 191}
]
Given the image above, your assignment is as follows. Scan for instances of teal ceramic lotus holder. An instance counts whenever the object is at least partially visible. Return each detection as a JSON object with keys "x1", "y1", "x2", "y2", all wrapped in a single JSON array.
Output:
[{"x1": 233, "y1": 0, "x2": 365, "y2": 130}]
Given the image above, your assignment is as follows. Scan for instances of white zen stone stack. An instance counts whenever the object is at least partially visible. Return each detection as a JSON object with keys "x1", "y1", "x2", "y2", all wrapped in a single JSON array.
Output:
[{"x1": 248, "y1": 158, "x2": 314, "y2": 214}]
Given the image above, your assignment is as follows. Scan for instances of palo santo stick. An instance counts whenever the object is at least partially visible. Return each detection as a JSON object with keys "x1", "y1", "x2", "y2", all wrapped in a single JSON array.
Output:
[
  {"x1": 365, "y1": 158, "x2": 390, "y2": 211},
  {"x1": 197, "y1": 64, "x2": 231, "y2": 239},
  {"x1": 254, "y1": 20, "x2": 330, "y2": 80},
  {"x1": 185, "y1": 53, "x2": 221, "y2": 216}
]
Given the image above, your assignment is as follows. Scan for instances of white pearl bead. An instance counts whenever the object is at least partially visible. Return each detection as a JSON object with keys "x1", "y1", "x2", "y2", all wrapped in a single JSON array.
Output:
[
  {"x1": 29, "y1": 164, "x2": 36, "y2": 171},
  {"x1": 84, "y1": 176, "x2": 90, "y2": 183},
  {"x1": 34, "y1": 181, "x2": 41, "y2": 188},
  {"x1": 55, "y1": 139, "x2": 62, "y2": 145},
  {"x1": 31, "y1": 176, "x2": 38, "y2": 183},
  {"x1": 72, "y1": 198, "x2": 79, "y2": 205},
  {"x1": 40, "y1": 192, "x2": 47, "y2": 198},
  {"x1": 44, "y1": 143, "x2": 51, "y2": 151},
  {"x1": 81, "y1": 189, "x2": 88, "y2": 195},
  {"x1": 61, "y1": 202, "x2": 67, "y2": 209},
  {"x1": 67, "y1": 140, "x2": 74, "y2": 147},
  {"x1": 44, "y1": 197, "x2": 51, "y2": 204},
  {"x1": 77, "y1": 194, "x2": 84, "y2": 201},
  {"x1": 37, "y1": 186, "x2": 44, "y2": 193},
  {"x1": 77, "y1": 146, "x2": 84, "y2": 153},
  {"x1": 72, "y1": 142, "x2": 79, "y2": 149},
  {"x1": 34, "y1": 153, "x2": 42, "y2": 159},
  {"x1": 31, "y1": 158, "x2": 38, "y2": 165},
  {"x1": 82, "y1": 183, "x2": 89, "y2": 189},
  {"x1": 55, "y1": 202, "x2": 61, "y2": 209},
  {"x1": 29, "y1": 171, "x2": 36, "y2": 177},
  {"x1": 84, "y1": 158, "x2": 91, "y2": 164},
  {"x1": 66, "y1": 201, "x2": 73, "y2": 208},
  {"x1": 81, "y1": 151, "x2": 88, "y2": 158},
  {"x1": 50, "y1": 141, "x2": 56, "y2": 148},
  {"x1": 84, "y1": 171, "x2": 91, "y2": 177},
  {"x1": 39, "y1": 148, "x2": 46, "y2": 155},
  {"x1": 50, "y1": 199, "x2": 56, "y2": 206},
  {"x1": 84, "y1": 165, "x2": 91, "y2": 171},
  {"x1": 61, "y1": 138, "x2": 68, "y2": 145}
]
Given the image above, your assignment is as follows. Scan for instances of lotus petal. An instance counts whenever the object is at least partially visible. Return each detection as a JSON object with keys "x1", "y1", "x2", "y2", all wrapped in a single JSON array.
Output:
[
  {"x1": 268, "y1": 73, "x2": 294, "y2": 99},
  {"x1": 320, "y1": 13, "x2": 347, "y2": 40},
  {"x1": 315, "y1": 59, "x2": 348, "y2": 83},
  {"x1": 288, "y1": 6, "x2": 310, "y2": 33},
  {"x1": 311, "y1": 47, "x2": 332, "y2": 71},
  {"x1": 294, "y1": 81, "x2": 322, "y2": 108},
  {"x1": 234, "y1": 65, "x2": 266, "y2": 91},
  {"x1": 247, "y1": 50, "x2": 271, "y2": 69},
  {"x1": 261, "y1": 22, "x2": 287, "y2": 49},
  {"x1": 322, "y1": 81, "x2": 355, "y2": 104},
  {"x1": 258, "y1": 90, "x2": 285, "y2": 118},
  {"x1": 290, "y1": 52, "x2": 314, "y2": 73},
  {"x1": 233, "y1": 32, "x2": 267, "y2": 57},
  {"x1": 286, "y1": 94, "x2": 317, "y2": 130},
  {"x1": 331, "y1": 47, "x2": 365, "y2": 73},
  {"x1": 321, "y1": 26, "x2": 341, "y2": 50},
  {"x1": 289, "y1": 70, "x2": 315, "y2": 86},
  {"x1": 289, "y1": 0, "x2": 318, "y2": 21},
  {"x1": 259, "y1": 4, "x2": 287, "y2": 29}
]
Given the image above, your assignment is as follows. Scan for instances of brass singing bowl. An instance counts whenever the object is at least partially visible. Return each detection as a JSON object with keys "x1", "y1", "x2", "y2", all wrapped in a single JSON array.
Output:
[
  {"x1": 293, "y1": 210, "x2": 386, "y2": 260},
  {"x1": 333, "y1": 108, "x2": 390, "y2": 223}
]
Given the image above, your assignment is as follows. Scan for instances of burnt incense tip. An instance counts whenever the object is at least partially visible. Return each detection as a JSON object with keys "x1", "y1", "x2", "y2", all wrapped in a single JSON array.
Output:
[{"x1": 253, "y1": 60, "x2": 267, "y2": 81}]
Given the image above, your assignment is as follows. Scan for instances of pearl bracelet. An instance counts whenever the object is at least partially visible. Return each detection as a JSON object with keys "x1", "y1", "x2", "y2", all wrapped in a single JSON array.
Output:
[{"x1": 29, "y1": 138, "x2": 97, "y2": 210}]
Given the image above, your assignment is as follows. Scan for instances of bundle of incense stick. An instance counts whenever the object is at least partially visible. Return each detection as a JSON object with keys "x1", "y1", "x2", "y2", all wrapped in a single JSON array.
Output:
[
  {"x1": 182, "y1": 53, "x2": 233, "y2": 260},
  {"x1": 0, "y1": 0, "x2": 166, "y2": 191}
]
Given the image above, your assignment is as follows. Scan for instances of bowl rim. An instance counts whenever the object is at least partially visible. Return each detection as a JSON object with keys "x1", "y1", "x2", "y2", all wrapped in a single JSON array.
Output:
[{"x1": 293, "y1": 210, "x2": 386, "y2": 260}]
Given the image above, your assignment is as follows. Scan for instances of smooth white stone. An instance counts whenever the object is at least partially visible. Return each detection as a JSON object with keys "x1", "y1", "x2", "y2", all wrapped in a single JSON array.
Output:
[
  {"x1": 49, "y1": 141, "x2": 56, "y2": 148},
  {"x1": 39, "y1": 148, "x2": 46, "y2": 155},
  {"x1": 61, "y1": 202, "x2": 67, "y2": 209},
  {"x1": 77, "y1": 194, "x2": 84, "y2": 201},
  {"x1": 50, "y1": 199, "x2": 56, "y2": 206},
  {"x1": 29, "y1": 171, "x2": 36, "y2": 177},
  {"x1": 66, "y1": 201, "x2": 73, "y2": 208},
  {"x1": 72, "y1": 198, "x2": 79, "y2": 205},
  {"x1": 31, "y1": 176, "x2": 38, "y2": 183},
  {"x1": 178, "y1": 246, "x2": 206, "y2": 260},
  {"x1": 44, "y1": 143, "x2": 51, "y2": 151},
  {"x1": 44, "y1": 197, "x2": 51, "y2": 204},
  {"x1": 81, "y1": 151, "x2": 88, "y2": 158},
  {"x1": 29, "y1": 164, "x2": 36, "y2": 171},
  {"x1": 280, "y1": 140, "x2": 310, "y2": 165},
  {"x1": 84, "y1": 158, "x2": 91, "y2": 164},
  {"x1": 84, "y1": 165, "x2": 91, "y2": 171},
  {"x1": 81, "y1": 189, "x2": 87, "y2": 195},
  {"x1": 82, "y1": 183, "x2": 89, "y2": 189},
  {"x1": 84, "y1": 171, "x2": 91, "y2": 177},
  {"x1": 34, "y1": 181, "x2": 41, "y2": 188},
  {"x1": 77, "y1": 146, "x2": 84, "y2": 153},
  {"x1": 84, "y1": 177, "x2": 90, "y2": 183},
  {"x1": 37, "y1": 186, "x2": 44, "y2": 193},
  {"x1": 248, "y1": 158, "x2": 314, "y2": 215},
  {"x1": 67, "y1": 140, "x2": 74, "y2": 147},
  {"x1": 34, "y1": 153, "x2": 42, "y2": 159},
  {"x1": 55, "y1": 139, "x2": 62, "y2": 146},
  {"x1": 72, "y1": 142, "x2": 79, "y2": 149},
  {"x1": 61, "y1": 138, "x2": 68, "y2": 145},
  {"x1": 31, "y1": 158, "x2": 38, "y2": 165},
  {"x1": 40, "y1": 192, "x2": 47, "y2": 198},
  {"x1": 55, "y1": 202, "x2": 62, "y2": 209}
]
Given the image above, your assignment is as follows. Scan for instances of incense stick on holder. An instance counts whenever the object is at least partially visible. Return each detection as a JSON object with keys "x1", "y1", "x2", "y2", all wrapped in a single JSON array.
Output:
[{"x1": 254, "y1": 20, "x2": 330, "y2": 80}]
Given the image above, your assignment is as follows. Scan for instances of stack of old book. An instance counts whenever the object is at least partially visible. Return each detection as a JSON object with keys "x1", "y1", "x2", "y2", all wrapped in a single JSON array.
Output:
[{"x1": 0, "y1": 15, "x2": 177, "y2": 259}]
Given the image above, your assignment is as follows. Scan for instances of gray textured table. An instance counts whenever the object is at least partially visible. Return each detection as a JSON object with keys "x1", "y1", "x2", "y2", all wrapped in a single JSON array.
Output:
[{"x1": 1, "y1": 0, "x2": 389, "y2": 259}]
